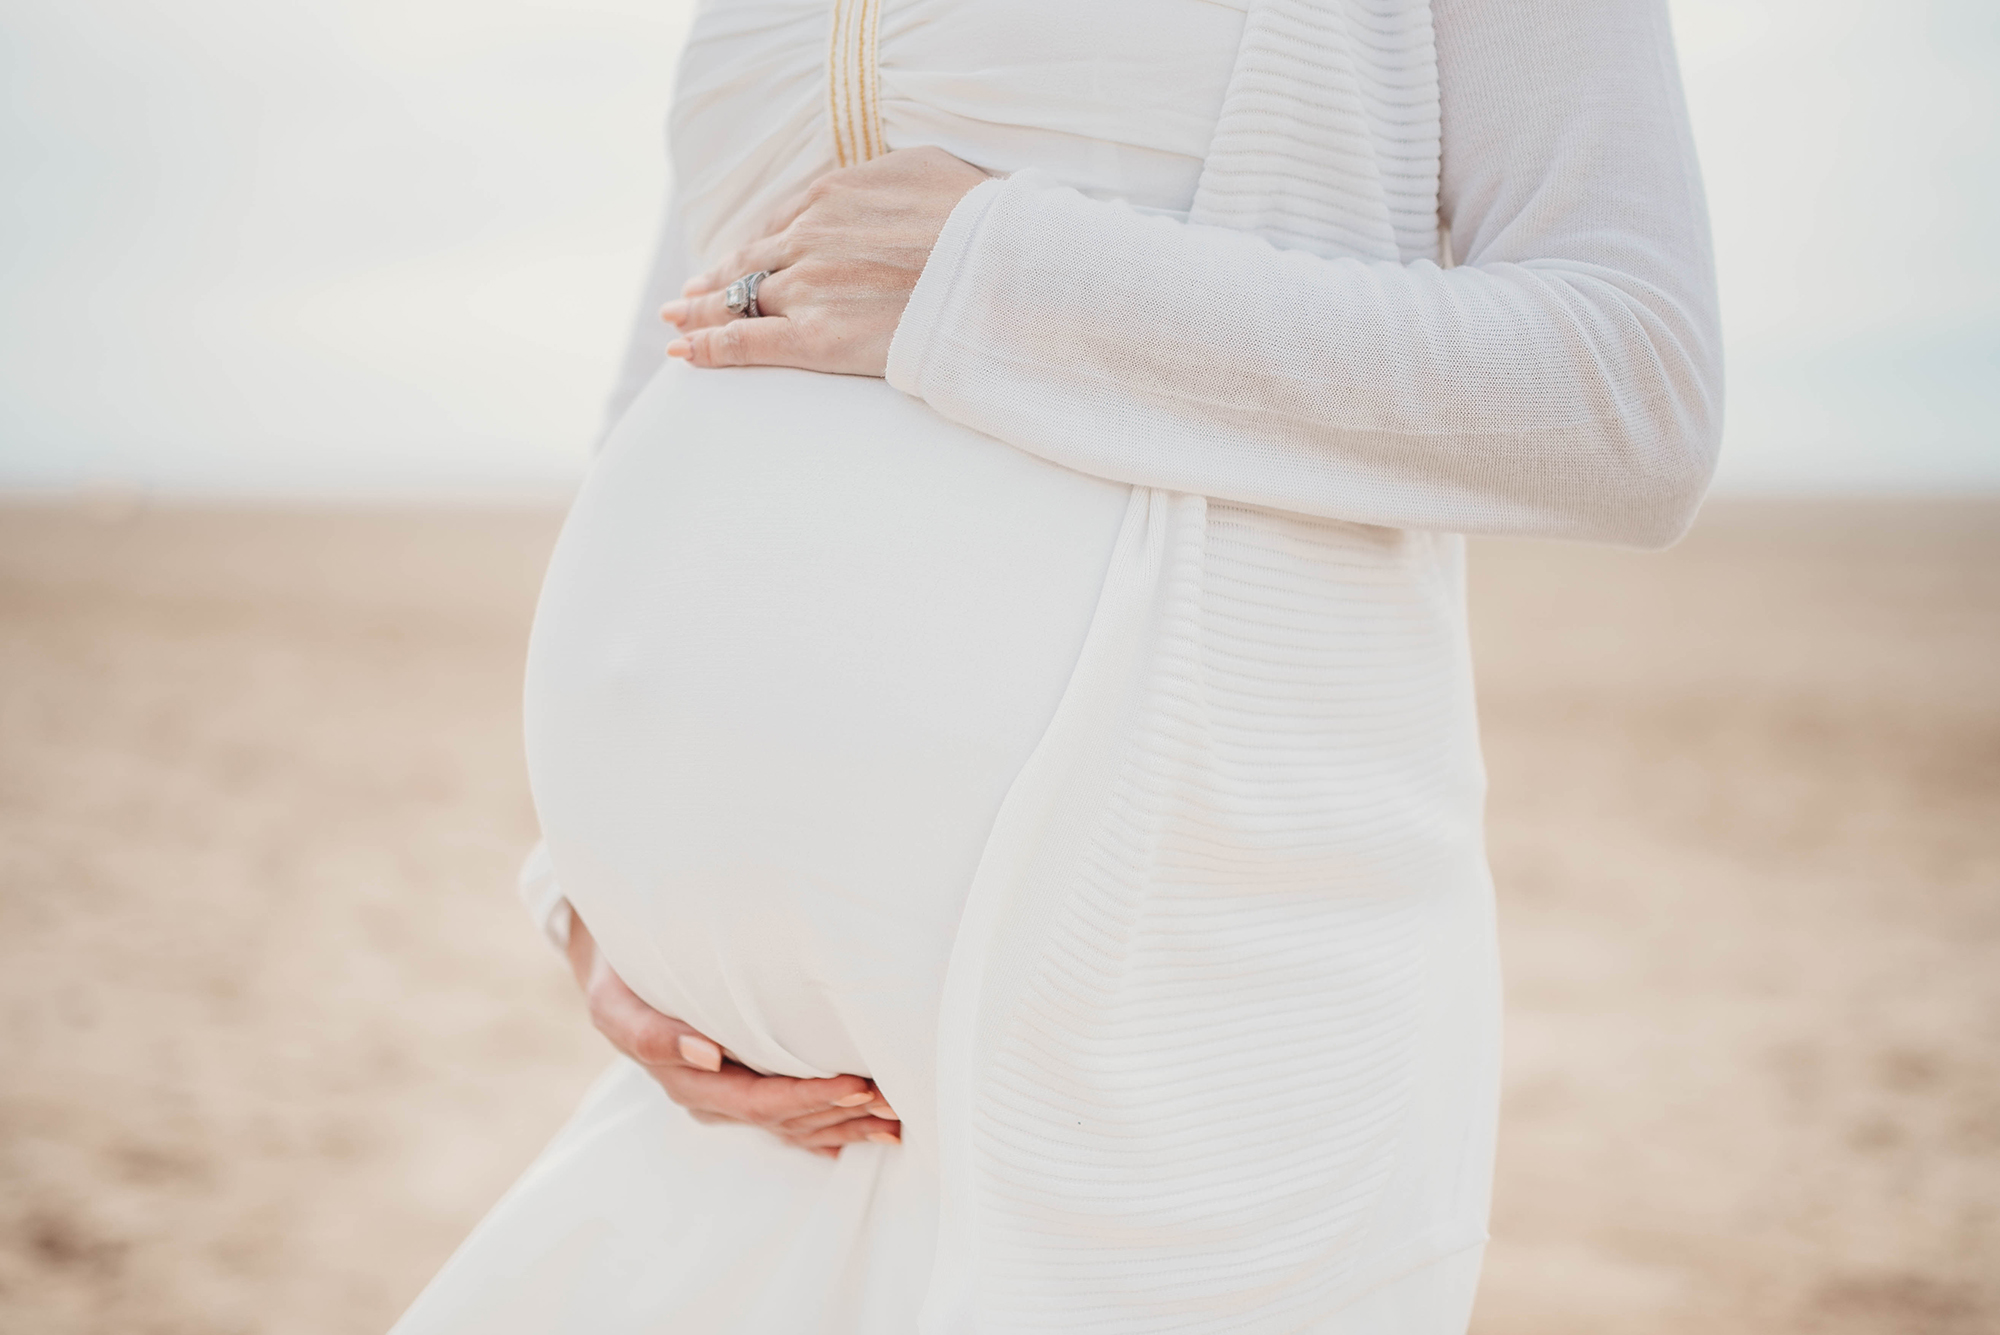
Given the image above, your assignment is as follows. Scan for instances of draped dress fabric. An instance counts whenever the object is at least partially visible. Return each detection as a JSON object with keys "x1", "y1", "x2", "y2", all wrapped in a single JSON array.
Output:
[{"x1": 394, "y1": 0, "x2": 1721, "y2": 1328}]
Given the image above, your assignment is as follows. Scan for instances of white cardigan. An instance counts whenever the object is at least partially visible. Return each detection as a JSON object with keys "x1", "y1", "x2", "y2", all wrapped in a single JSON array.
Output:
[
  {"x1": 600, "y1": 0, "x2": 1720, "y2": 549},
  {"x1": 537, "y1": 0, "x2": 1720, "y2": 1327}
]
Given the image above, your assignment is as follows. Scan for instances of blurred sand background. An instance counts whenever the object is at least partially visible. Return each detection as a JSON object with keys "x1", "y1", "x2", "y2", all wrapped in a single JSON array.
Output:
[{"x1": 1, "y1": 499, "x2": 1994, "y2": 1335}]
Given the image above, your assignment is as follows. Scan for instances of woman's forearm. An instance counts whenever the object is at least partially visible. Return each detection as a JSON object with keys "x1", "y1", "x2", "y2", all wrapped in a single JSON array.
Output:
[{"x1": 887, "y1": 0, "x2": 1722, "y2": 547}]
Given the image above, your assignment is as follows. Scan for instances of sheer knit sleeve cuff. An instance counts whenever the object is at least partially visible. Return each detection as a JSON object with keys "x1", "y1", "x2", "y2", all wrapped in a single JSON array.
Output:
[
  {"x1": 885, "y1": 172, "x2": 1014, "y2": 399},
  {"x1": 517, "y1": 840, "x2": 572, "y2": 952}
]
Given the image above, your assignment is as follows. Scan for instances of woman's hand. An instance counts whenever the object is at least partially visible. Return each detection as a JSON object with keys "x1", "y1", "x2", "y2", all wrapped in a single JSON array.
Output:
[
  {"x1": 659, "y1": 145, "x2": 992, "y2": 376},
  {"x1": 564, "y1": 914, "x2": 900, "y2": 1158}
]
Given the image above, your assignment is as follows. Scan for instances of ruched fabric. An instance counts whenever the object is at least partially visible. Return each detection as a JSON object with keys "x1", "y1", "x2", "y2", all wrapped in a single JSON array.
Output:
[{"x1": 670, "y1": 0, "x2": 1246, "y2": 269}]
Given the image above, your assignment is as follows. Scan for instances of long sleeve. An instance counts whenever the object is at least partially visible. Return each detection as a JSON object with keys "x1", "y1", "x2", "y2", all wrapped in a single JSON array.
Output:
[
  {"x1": 886, "y1": 0, "x2": 1722, "y2": 548},
  {"x1": 517, "y1": 840, "x2": 571, "y2": 951}
]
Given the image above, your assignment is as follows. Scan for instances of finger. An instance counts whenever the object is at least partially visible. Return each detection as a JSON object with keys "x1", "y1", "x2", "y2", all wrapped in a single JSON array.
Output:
[
  {"x1": 777, "y1": 1102, "x2": 890, "y2": 1136},
  {"x1": 678, "y1": 1033, "x2": 725, "y2": 1071},
  {"x1": 669, "y1": 315, "x2": 805, "y2": 370},
  {"x1": 665, "y1": 264, "x2": 796, "y2": 331},
  {"x1": 786, "y1": 1116, "x2": 902, "y2": 1150},
  {"x1": 662, "y1": 1065, "x2": 873, "y2": 1124},
  {"x1": 679, "y1": 233, "x2": 792, "y2": 301},
  {"x1": 585, "y1": 963, "x2": 722, "y2": 1071},
  {"x1": 659, "y1": 285, "x2": 738, "y2": 332},
  {"x1": 721, "y1": 1069, "x2": 876, "y2": 1124},
  {"x1": 590, "y1": 986, "x2": 701, "y2": 1069},
  {"x1": 796, "y1": 1097, "x2": 896, "y2": 1124}
]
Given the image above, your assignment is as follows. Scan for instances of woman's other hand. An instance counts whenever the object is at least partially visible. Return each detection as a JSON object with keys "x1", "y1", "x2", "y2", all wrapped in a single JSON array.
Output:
[
  {"x1": 564, "y1": 914, "x2": 900, "y2": 1158},
  {"x1": 659, "y1": 145, "x2": 991, "y2": 376}
]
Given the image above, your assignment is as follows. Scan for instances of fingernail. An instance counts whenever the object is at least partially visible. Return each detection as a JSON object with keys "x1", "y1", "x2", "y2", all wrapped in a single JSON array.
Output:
[
  {"x1": 666, "y1": 339, "x2": 692, "y2": 361},
  {"x1": 868, "y1": 1104, "x2": 899, "y2": 1120},
  {"x1": 678, "y1": 1034, "x2": 723, "y2": 1071},
  {"x1": 867, "y1": 1131, "x2": 900, "y2": 1145},
  {"x1": 831, "y1": 1091, "x2": 874, "y2": 1108},
  {"x1": 660, "y1": 300, "x2": 688, "y2": 324},
  {"x1": 683, "y1": 275, "x2": 715, "y2": 295}
]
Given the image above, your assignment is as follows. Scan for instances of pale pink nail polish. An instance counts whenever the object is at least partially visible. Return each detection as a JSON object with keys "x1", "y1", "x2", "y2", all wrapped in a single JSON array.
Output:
[
  {"x1": 678, "y1": 1034, "x2": 723, "y2": 1071},
  {"x1": 666, "y1": 339, "x2": 692, "y2": 360},
  {"x1": 832, "y1": 1091, "x2": 874, "y2": 1108},
  {"x1": 868, "y1": 1104, "x2": 899, "y2": 1120},
  {"x1": 867, "y1": 1131, "x2": 900, "y2": 1145}
]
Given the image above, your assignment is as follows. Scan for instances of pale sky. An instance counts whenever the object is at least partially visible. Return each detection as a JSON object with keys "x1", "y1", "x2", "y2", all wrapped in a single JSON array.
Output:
[{"x1": 1, "y1": 0, "x2": 1994, "y2": 498}]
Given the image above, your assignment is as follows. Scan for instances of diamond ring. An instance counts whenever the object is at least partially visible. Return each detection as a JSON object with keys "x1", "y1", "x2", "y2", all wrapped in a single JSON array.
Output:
[{"x1": 723, "y1": 271, "x2": 769, "y2": 320}]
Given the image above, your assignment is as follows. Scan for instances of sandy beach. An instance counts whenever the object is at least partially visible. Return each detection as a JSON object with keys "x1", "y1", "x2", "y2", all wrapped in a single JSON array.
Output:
[{"x1": 2, "y1": 499, "x2": 1994, "y2": 1334}]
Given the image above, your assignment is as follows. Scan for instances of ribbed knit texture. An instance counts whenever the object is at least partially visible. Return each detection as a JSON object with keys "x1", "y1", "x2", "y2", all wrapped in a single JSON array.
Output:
[
  {"x1": 888, "y1": 0, "x2": 1721, "y2": 549},
  {"x1": 902, "y1": 1, "x2": 1717, "y2": 1328},
  {"x1": 927, "y1": 494, "x2": 1488, "y2": 1330},
  {"x1": 1188, "y1": 0, "x2": 1438, "y2": 265}
]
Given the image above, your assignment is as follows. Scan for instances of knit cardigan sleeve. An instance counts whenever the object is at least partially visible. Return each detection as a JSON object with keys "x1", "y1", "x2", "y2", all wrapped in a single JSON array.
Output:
[{"x1": 885, "y1": 0, "x2": 1723, "y2": 548}]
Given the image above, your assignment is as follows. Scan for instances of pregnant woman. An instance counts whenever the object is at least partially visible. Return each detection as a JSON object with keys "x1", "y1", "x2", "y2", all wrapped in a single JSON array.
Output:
[{"x1": 393, "y1": 0, "x2": 1719, "y2": 1330}]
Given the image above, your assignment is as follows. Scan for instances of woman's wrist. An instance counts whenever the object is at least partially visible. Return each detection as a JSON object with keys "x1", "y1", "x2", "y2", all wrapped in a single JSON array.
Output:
[{"x1": 884, "y1": 171, "x2": 1012, "y2": 397}]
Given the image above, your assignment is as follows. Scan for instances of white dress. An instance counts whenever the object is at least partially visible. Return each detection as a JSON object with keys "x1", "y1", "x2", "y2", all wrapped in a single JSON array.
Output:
[
  {"x1": 395, "y1": 1, "x2": 1281, "y2": 1330},
  {"x1": 393, "y1": 0, "x2": 1719, "y2": 1328}
]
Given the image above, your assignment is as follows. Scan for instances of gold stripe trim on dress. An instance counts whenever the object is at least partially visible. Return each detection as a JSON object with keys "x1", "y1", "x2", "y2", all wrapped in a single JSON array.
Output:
[{"x1": 827, "y1": 0, "x2": 884, "y2": 167}]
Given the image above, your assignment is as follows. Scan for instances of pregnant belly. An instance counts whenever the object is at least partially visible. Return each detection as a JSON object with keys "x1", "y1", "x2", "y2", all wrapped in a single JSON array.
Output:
[{"x1": 524, "y1": 363, "x2": 1129, "y2": 1097}]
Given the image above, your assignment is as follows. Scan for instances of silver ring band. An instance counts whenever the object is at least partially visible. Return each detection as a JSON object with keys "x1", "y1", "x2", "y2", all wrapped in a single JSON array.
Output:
[{"x1": 724, "y1": 270, "x2": 769, "y2": 320}]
